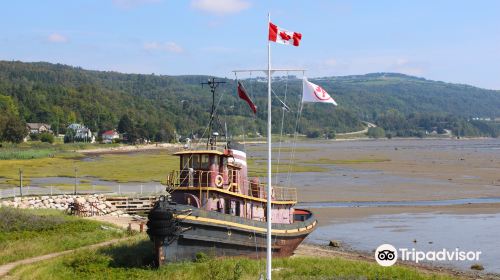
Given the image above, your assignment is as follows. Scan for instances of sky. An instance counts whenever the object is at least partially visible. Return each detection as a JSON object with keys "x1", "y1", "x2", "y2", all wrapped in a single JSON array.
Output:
[{"x1": 1, "y1": 0, "x2": 499, "y2": 89}]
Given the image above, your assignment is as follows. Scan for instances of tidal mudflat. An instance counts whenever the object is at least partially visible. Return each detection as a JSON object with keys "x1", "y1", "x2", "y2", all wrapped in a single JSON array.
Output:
[{"x1": 248, "y1": 138, "x2": 500, "y2": 274}]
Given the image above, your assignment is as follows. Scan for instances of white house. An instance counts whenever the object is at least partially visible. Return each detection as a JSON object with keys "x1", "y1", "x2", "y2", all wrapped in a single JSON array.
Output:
[
  {"x1": 67, "y1": 123, "x2": 95, "y2": 143},
  {"x1": 26, "y1": 123, "x2": 52, "y2": 134}
]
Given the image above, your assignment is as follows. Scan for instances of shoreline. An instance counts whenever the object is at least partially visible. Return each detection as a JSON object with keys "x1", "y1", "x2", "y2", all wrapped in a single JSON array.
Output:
[
  {"x1": 73, "y1": 136, "x2": 499, "y2": 155},
  {"x1": 296, "y1": 243, "x2": 500, "y2": 280}
]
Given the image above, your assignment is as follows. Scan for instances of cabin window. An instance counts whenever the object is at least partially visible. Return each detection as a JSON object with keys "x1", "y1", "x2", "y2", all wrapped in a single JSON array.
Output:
[
  {"x1": 180, "y1": 156, "x2": 187, "y2": 169},
  {"x1": 201, "y1": 155, "x2": 209, "y2": 170},
  {"x1": 235, "y1": 201, "x2": 241, "y2": 216},
  {"x1": 192, "y1": 155, "x2": 200, "y2": 169},
  {"x1": 224, "y1": 199, "x2": 231, "y2": 215}
]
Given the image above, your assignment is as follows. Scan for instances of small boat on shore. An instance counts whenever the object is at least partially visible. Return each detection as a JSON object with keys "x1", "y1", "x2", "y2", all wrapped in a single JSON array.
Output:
[{"x1": 146, "y1": 79, "x2": 317, "y2": 266}]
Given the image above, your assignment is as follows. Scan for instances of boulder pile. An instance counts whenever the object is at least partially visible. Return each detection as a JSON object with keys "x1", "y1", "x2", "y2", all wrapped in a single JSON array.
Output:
[{"x1": 0, "y1": 194, "x2": 128, "y2": 216}]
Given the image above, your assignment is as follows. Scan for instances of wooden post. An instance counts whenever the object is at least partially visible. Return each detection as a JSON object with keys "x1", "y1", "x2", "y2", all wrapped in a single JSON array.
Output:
[{"x1": 19, "y1": 169, "x2": 23, "y2": 197}]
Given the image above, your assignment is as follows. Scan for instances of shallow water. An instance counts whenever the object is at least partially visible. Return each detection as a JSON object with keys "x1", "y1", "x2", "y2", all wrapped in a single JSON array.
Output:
[
  {"x1": 298, "y1": 197, "x2": 500, "y2": 208},
  {"x1": 308, "y1": 212, "x2": 500, "y2": 273}
]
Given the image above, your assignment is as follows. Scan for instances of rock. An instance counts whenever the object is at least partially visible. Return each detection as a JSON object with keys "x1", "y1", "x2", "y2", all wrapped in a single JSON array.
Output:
[
  {"x1": 104, "y1": 201, "x2": 113, "y2": 208},
  {"x1": 74, "y1": 197, "x2": 86, "y2": 204},
  {"x1": 54, "y1": 198, "x2": 62, "y2": 204},
  {"x1": 13, "y1": 197, "x2": 21, "y2": 202},
  {"x1": 110, "y1": 212, "x2": 118, "y2": 216},
  {"x1": 48, "y1": 198, "x2": 54, "y2": 203},
  {"x1": 41, "y1": 196, "x2": 49, "y2": 200},
  {"x1": 470, "y1": 264, "x2": 484, "y2": 271},
  {"x1": 329, "y1": 240, "x2": 341, "y2": 248},
  {"x1": 97, "y1": 204, "x2": 106, "y2": 210}
]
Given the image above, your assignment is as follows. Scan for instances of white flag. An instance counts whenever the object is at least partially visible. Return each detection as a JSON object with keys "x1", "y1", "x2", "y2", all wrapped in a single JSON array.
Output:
[{"x1": 302, "y1": 78, "x2": 337, "y2": 106}]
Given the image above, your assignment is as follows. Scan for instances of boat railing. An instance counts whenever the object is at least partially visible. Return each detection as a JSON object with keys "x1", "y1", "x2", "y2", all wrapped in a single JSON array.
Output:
[
  {"x1": 174, "y1": 203, "x2": 315, "y2": 230},
  {"x1": 167, "y1": 170, "x2": 297, "y2": 202}
]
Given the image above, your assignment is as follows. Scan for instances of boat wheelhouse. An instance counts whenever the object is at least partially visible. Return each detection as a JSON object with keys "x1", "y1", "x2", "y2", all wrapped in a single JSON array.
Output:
[{"x1": 168, "y1": 148, "x2": 297, "y2": 222}]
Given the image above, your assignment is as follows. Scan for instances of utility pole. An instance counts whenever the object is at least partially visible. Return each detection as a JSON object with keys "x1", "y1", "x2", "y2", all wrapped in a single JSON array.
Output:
[
  {"x1": 74, "y1": 166, "x2": 78, "y2": 195},
  {"x1": 19, "y1": 168, "x2": 23, "y2": 197}
]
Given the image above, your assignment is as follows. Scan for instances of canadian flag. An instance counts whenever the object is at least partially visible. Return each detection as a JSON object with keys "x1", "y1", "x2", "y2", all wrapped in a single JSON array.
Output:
[
  {"x1": 268, "y1": 22, "x2": 302, "y2": 46},
  {"x1": 302, "y1": 78, "x2": 338, "y2": 106}
]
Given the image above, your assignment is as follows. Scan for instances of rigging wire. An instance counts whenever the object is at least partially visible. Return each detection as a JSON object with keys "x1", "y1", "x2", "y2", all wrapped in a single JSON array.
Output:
[
  {"x1": 274, "y1": 72, "x2": 289, "y2": 186},
  {"x1": 286, "y1": 74, "x2": 305, "y2": 188}
]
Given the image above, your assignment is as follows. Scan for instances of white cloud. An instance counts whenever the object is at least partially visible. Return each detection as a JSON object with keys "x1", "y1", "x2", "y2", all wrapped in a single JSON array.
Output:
[
  {"x1": 47, "y1": 33, "x2": 68, "y2": 43},
  {"x1": 112, "y1": 0, "x2": 161, "y2": 9},
  {"x1": 191, "y1": 0, "x2": 251, "y2": 15},
  {"x1": 144, "y1": 42, "x2": 184, "y2": 53}
]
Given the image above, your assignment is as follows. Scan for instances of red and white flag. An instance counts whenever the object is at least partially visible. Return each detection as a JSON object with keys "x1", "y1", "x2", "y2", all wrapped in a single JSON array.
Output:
[
  {"x1": 268, "y1": 22, "x2": 302, "y2": 47},
  {"x1": 237, "y1": 81, "x2": 257, "y2": 114},
  {"x1": 302, "y1": 78, "x2": 337, "y2": 106}
]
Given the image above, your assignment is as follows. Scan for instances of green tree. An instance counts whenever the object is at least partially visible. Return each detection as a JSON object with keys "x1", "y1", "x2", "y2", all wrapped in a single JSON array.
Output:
[
  {"x1": 2, "y1": 115, "x2": 28, "y2": 143},
  {"x1": 40, "y1": 132, "x2": 54, "y2": 144},
  {"x1": 155, "y1": 122, "x2": 175, "y2": 143},
  {"x1": 118, "y1": 115, "x2": 133, "y2": 134},
  {"x1": 367, "y1": 127, "x2": 386, "y2": 138},
  {"x1": 0, "y1": 94, "x2": 18, "y2": 115}
]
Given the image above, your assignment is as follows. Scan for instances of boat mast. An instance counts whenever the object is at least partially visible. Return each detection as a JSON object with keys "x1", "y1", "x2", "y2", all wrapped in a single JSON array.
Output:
[
  {"x1": 266, "y1": 12, "x2": 272, "y2": 280},
  {"x1": 201, "y1": 78, "x2": 225, "y2": 149}
]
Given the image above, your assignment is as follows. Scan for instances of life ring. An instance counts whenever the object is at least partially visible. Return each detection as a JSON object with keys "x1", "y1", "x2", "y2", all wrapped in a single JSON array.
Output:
[{"x1": 215, "y1": 175, "x2": 223, "y2": 187}]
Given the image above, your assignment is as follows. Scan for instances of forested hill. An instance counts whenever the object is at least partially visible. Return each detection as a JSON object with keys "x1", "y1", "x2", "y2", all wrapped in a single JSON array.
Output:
[
  {"x1": 314, "y1": 73, "x2": 500, "y2": 119},
  {"x1": 0, "y1": 60, "x2": 499, "y2": 140}
]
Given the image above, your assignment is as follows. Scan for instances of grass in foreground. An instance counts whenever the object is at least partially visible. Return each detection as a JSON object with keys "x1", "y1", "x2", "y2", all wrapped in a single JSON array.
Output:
[
  {"x1": 0, "y1": 208, "x2": 127, "y2": 265},
  {"x1": 9, "y1": 237, "x2": 459, "y2": 280}
]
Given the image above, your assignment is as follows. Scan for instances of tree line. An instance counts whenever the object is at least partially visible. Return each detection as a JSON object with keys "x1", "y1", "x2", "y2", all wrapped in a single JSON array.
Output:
[{"x1": 0, "y1": 61, "x2": 499, "y2": 144}]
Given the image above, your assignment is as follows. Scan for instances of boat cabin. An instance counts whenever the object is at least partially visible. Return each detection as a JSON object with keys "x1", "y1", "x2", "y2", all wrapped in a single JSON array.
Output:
[{"x1": 167, "y1": 148, "x2": 297, "y2": 224}]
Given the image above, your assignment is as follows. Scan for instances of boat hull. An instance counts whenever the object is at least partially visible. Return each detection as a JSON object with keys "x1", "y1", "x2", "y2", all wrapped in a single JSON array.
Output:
[{"x1": 147, "y1": 199, "x2": 317, "y2": 265}]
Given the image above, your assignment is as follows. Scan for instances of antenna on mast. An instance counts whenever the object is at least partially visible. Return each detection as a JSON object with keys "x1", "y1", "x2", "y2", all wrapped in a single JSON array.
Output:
[{"x1": 201, "y1": 78, "x2": 226, "y2": 150}]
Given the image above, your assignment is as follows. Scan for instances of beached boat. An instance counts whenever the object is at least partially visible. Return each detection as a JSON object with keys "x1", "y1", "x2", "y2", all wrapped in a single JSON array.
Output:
[{"x1": 146, "y1": 79, "x2": 317, "y2": 266}]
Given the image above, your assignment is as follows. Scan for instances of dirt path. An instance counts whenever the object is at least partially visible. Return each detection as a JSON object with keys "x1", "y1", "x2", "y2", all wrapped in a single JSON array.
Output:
[
  {"x1": 0, "y1": 237, "x2": 131, "y2": 278},
  {"x1": 336, "y1": 121, "x2": 376, "y2": 136}
]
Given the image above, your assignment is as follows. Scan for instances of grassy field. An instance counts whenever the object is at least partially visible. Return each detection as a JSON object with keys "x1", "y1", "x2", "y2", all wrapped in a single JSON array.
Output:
[
  {"x1": 0, "y1": 150, "x2": 179, "y2": 187},
  {"x1": 0, "y1": 143, "x2": 332, "y2": 188},
  {"x1": 0, "y1": 208, "x2": 127, "y2": 265},
  {"x1": 40, "y1": 184, "x2": 112, "y2": 192},
  {"x1": 0, "y1": 142, "x2": 121, "y2": 160},
  {"x1": 8, "y1": 236, "x2": 460, "y2": 280}
]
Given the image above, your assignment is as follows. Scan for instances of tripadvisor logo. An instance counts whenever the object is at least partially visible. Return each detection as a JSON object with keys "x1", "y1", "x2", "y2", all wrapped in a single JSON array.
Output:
[
  {"x1": 375, "y1": 244, "x2": 398, "y2": 266},
  {"x1": 375, "y1": 244, "x2": 482, "y2": 267}
]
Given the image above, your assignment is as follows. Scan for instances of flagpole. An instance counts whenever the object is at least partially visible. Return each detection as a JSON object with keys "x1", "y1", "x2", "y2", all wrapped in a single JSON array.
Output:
[{"x1": 266, "y1": 12, "x2": 273, "y2": 280}]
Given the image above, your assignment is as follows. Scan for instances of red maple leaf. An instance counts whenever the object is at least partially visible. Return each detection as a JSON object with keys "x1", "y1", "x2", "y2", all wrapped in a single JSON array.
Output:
[{"x1": 279, "y1": 31, "x2": 291, "y2": 41}]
